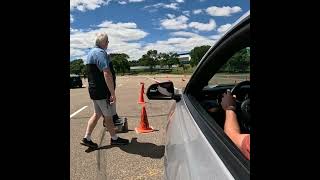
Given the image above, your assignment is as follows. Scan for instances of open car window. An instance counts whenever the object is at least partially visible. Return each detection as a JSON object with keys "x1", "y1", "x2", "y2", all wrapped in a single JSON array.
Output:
[
  {"x1": 200, "y1": 46, "x2": 250, "y2": 127},
  {"x1": 199, "y1": 46, "x2": 250, "y2": 157},
  {"x1": 208, "y1": 47, "x2": 250, "y2": 86}
]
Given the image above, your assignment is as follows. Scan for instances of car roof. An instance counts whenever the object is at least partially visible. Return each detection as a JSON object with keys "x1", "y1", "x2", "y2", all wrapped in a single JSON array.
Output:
[{"x1": 220, "y1": 10, "x2": 250, "y2": 38}]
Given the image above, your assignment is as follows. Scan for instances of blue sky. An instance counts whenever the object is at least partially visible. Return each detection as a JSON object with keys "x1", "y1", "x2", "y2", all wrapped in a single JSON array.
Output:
[{"x1": 70, "y1": 0, "x2": 250, "y2": 61}]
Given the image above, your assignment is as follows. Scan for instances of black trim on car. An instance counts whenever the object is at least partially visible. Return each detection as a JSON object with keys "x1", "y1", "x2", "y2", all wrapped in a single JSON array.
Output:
[{"x1": 184, "y1": 94, "x2": 250, "y2": 180}]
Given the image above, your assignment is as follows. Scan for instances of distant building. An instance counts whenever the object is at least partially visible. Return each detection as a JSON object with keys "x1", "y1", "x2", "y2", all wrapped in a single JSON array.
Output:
[
  {"x1": 130, "y1": 66, "x2": 150, "y2": 71},
  {"x1": 177, "y1": 52, "x2": 190, "y2": 64}
]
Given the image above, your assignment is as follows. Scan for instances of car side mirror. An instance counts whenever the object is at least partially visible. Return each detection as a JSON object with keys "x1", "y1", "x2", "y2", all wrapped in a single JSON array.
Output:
[{"x1": 146, "y1": 81, "x2": 175, "y2": 100}]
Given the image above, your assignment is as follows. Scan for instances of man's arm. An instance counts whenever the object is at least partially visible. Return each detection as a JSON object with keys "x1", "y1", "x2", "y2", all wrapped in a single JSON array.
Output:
[
  {"x1": 224, "y1": 110, "x2": 246, "y2": 148},
  {"x1": 103, "y1": 68, "x2": 116, "y2": 103},
  {"x1": 225, "y1": 110, "x2": 250, "y2": 160},
  {"x1": 221, "y1": 92, "x2": 247, "y2": 149},
  {"x1": 94, "y1": 50, "x2": 116, "y2": 103}
]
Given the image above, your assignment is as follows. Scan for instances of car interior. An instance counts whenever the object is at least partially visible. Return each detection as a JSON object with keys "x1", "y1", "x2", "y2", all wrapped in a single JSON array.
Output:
[{"x1": 197, "y1": 47, "x2": 250, "y2": 134}]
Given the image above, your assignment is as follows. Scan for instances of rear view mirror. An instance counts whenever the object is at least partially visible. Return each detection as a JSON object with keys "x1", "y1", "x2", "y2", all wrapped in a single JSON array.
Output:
[{"x1": 146, "y1": 81, "x2": 174, "y2": 100}]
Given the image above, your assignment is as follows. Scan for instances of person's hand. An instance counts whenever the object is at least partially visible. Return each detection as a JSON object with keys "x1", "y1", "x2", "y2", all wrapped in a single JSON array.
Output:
[
  {"x1": 221, "y1": 91, "x2": 236, "y2": 111},
  {"x1": 109, "y1": 95, "x2": 116, "y2": 104}
]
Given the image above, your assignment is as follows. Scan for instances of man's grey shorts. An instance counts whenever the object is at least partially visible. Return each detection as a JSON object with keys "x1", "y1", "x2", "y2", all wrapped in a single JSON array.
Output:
[{"x1": 92, "y1": 99, "x2": 116, "y2": 117}]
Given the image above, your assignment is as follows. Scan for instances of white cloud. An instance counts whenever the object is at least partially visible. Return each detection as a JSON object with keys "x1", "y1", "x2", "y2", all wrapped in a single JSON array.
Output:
[
  {"x1": 70, "y1": 20, "x2": 219, "y2": 61},
  {"x1": 160, "y1": 15, "x2": 189, "y2": 30},
  {"x1": 166, "y1": 14, "x2": 175, "y2": 19},
  {"x1": 143, "y1": 34, "x2": 215, "y2": 54},
  {"x1": 70, "y1": 15, "x2": 74, "y2": 23},
  {"x1": 97, "y1": 21, "x2": 148, "y2": 42},
  {"x1": 206, "y1": 6, "x2": 242, "y2": 16},
  {"x1": 70, "y1": 23, "x2": 218, "y2": 61},
  {"x1": 70, "y1": 20, "x2": 149, "y2": 60},
  {"x1": 98, "y1": 21, "x2": 137, "y2": 29},
  {"x1": 70, "y1": 32, "x2": 96, "y2": 50},
  {"x1": 118, "y1": 0, "x2": 145, "y2": 3},
  {"x1": 217, "y1": 23, "x2": 232, "y2": 34},
  {"x1": 208, "y1": 24, "x2": 232, "y2": 42},
  {"x1": 209, "y1": 35, "x2": 221, "y2": 40},
  {"x1": 70, "y1": 0, "x2": 110, "y2": 12},
  {"x1": 188, "y1": 19, "x2": 216, "y2": 31},
  {"x1": 144, "y1": 3, "x2": 179, "y2": 10},
  {"x1": 70, "y1": 48, "x2": 86, "y2": 58},
  {"x1": 164, "y1": 3, "x2": 179, "y2": 10},
  {"x1": 128, "y1": 0, "x2": 144, "y2": 2},
  {"x1": 70, "y1": 0, "x2": 145, "y2": 11},
  {"x1": 170, "y1": 31, "x2": 201, "y2": 38},
  {"x1": 70, "y1": 28, "x2": 80, "y2": 33},
  {"x1": 118, "y1": 1, "x2": 127, "y2": 4},
  {"x1": 176, "y1": 0, "x2": 184, "y2": 3},
  {"x1": 193, "y1": 9, "x2": 202, "y2": 14},
  {"x1": 182, "y1": 10, "x2": 190, "y2": 17}
]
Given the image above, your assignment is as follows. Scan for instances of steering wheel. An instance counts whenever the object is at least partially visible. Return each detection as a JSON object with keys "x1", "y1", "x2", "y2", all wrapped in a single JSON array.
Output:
[
  {"x1": 231, "y1": 80, "x2": 250, "y2": 95},
  {"x1": 231, "y1": 81, "x2": 251, "y2": 133}
]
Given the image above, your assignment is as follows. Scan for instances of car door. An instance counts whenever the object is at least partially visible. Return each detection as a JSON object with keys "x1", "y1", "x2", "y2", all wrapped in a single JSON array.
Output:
[
  {"x1": 165, "y1": 14, "x2": 250, "y2": 180},
  {"x1": 184, "y1": 14, "x2": 250, "y2": 179},
  {"x1": 166, "y1": 96, "x2": 238, "y2": 180}
]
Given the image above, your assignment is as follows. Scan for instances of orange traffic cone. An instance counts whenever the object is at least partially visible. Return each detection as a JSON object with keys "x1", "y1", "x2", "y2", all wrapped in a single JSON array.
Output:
[
  {"x1": 138, "y1": 82, "x2": 145, "y2": 104},
  {"x1": 135, "y1": 105, "x2": 154, "y2": 133}
]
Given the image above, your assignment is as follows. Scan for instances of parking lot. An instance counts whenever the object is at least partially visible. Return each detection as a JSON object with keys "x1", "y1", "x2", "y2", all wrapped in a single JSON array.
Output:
[{"x1": 70, "y1": 74, "x2": 190, "y2": 180}]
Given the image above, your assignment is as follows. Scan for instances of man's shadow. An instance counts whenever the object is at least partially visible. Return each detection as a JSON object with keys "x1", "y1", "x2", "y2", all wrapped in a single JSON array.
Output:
[{"x1": 86, "y1": 137, "x2": 165, "y2": 159}]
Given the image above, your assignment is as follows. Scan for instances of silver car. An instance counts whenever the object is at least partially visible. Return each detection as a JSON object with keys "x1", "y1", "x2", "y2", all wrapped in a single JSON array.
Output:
[{"x1": 146, "y1": 12, "x2": 250, "y2": 180}]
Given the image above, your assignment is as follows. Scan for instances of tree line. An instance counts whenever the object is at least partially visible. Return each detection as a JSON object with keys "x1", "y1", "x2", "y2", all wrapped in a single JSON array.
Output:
[{"x1": 70, "y1": 46, "x2": 250, "y2": 76}]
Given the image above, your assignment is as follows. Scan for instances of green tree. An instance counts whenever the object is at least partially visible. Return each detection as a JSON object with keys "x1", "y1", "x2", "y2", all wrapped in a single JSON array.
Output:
[
  {"x1": 129, "y1": 60, "x2": 139, "y2": 67},
  {"x1": 138, "y1": 50, "x2": 158, "y2": 72},
  {"x1": 70, "y1": 59, "x2": 86, "y2": 77},
  {"x1": 167, "y1": 52, "x2": 179, "y2": 69},
  {"x1": 230, "y1": 49, "x2": 250, "y2": 72},
  {"x1": 110, "y1": 53, "x2": 130, "y2": 75},
  {"x1": 189, "y1": 45, "x2": 211, "y2": 67},
  {"x1": 219, "y1": 48, "x2": 250, "y2": 73},
  {"x1": 158, "y1": 52, "x2": 169, "y2": 68}
]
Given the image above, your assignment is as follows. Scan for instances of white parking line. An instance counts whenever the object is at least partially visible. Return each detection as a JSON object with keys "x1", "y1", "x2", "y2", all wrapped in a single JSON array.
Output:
[{"x1": 70, "y1": 106, "x2": 88, "y2": 118}]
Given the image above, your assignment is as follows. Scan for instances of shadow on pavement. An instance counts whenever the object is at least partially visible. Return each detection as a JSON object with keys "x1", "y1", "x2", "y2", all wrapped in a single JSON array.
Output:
[
  {"x1": 118, "y1": 137, "x2": 164, "y2": 159},
  {"x1": 73, "y1": 114, "x2": 168, "y2": 119},
  {"x1": 91, "y1": 137, "x2": 164, "y2": 159},
  {"x1": 124, "y1": 114, "x2": 168, "y2": 118}
]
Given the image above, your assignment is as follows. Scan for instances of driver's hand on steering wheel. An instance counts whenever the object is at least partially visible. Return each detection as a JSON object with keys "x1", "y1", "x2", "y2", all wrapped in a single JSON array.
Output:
[{"x1": 221, "y1": 91, "x2": 236, "y2": 111}]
